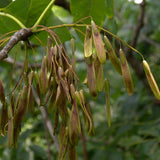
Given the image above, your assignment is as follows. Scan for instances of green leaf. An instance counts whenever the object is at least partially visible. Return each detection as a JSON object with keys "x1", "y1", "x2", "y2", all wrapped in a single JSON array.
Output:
[
  {"x1": 0, "y1": 0, "x2": 52, "y2": 33},
  {"x1": 3, "y1": 0, "x2": 31, "y2": 25},
  {"x1": 25, "y1": 0, "x2": 51, "y2": 27},
  {"x1": 0, "y1": 0, "x2": 12, "y2": 8},
  {"x1": 106, "y1": 0, "x2": 114, "y2": 19},
  {"x1": 70, "y1": 0, "x2": 108, "y2": 26}
]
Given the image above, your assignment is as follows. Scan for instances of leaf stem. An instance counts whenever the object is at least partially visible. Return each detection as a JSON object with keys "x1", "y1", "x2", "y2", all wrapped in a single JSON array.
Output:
[
  {"x1": 32, "y1": 23, "x2": 144, "y2": 60},
  {"x1": 33, "y1": 0, "x2": 55, "y2": 28},
  {"x1": 0, "y1": 12, "x2": 26, "y2": 29}
]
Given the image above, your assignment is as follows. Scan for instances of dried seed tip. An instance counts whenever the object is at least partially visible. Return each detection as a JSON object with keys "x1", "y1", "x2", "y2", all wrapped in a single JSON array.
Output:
[
  {"x1": 104, "y1": 79, "x2": 111, "y2": 127},
  {"x1": 0, "y1": 77, "x2": 5, "y2": 104},
  {"x1": 120, "y1": 49, "x2": 134, "y2": 96},
  {"x1": 28, "y1": 87, "x2": 34, "y2": 114},
  {"x1": 91, "y1": 20, "x2": 106, "y2": 64},
  {"x1": 143, "y1": 60, "x2": 160, "y2": 100},
  {"x1": 103, "y1": 35, "x2": 112, "y2": 51},
  {"x1": 23, "y1": 72, "x2": 29, "y2": 86},
  {"x1": 28, "y1": 71, "x2": 34, "y2": 85},
  {"x1": 58, "y1": 67, "x2": 71, "y2": 103},
  {"x1": 84, "y1": 26, "x2": 92, "y2": 57},
  {"x1": 22, "y1": 85, "x2": 28, "y2": 100},
  {"x1": 70, "y1": 84, "x2": 76, "y2": 100},
  {"x1": 104, "y1": 35, "x2": 122, "y2": 75}
]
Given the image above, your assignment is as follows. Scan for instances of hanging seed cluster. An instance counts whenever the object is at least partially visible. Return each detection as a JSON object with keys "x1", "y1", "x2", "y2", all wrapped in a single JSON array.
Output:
[{"x1": 0, "y1": 20, "x2": 160, "y2": 159}]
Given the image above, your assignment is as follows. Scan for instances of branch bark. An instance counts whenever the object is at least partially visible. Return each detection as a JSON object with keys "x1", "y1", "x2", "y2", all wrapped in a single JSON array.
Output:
[{"x1": 0, "y1": 28, "x2": 32, "y2": 61}]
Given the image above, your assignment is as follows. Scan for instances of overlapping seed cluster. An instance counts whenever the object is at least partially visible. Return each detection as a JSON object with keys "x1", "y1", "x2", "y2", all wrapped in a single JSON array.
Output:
[{"x1": 0, "y1": 20, "x2": 160, "y2": 159}]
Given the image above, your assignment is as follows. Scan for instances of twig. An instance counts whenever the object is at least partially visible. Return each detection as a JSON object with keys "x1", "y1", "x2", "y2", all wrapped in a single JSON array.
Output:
[
  {"x1": 0, "y1": 28, "x2": 33, "y2": 61},
  {"x1": 124, "y1": 0, "x2": 148, "y2": 87},
  {"x1": 32, "y1": 87, "x2": 60, "y2": 152},
  {"x1": 4, "y1": 57, "x2": 41, "y2": 69}
]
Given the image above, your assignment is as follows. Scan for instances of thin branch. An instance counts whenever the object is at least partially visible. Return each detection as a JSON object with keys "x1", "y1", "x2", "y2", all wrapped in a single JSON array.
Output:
[
  {"x1": 32, "y1": 87, "x2": 60, "y2": 152},
  {"x1": 0, "y1": 28, "x2": 33, "y2": 61}
]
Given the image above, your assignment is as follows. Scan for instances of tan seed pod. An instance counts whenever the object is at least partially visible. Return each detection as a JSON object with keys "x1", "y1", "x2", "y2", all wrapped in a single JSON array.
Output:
[
  {"x1": 58, "y1": 126, "x2": 69, "y2": 160},
  {"x1": 104, "y1": 35, "x2": 122, "y2": 74},
  {"x1": 75, "y1": 90, "x2": 93, "y2": 134},
  {"x1": 79, "y1": 90, "x2": 94, "y2": 135},
  {"x1": 84, "y1": 26, "x2": 92, "y2": 58},
  {"x1": 143, "y1": 60, "x2": 160, "y2": 100},
  {"x1": 14, "y1": 85, "x2": 28, "y2": 127},
  {"x1": 58, "y1": 67, "x2": 71, "y2": 103},
  {"x1": 86, "y1": 59, "x2": 97, "y2": 97},
  {"x1": 34, "y1": 71, "x2": 41, "y2": 99},
  {"x1": 40, "y1": 56, "x2": 48, "y2": 94},
  {"x1": 91, "y1": 20, "x2": 106, "y2": 64},
  {"x1": 68, "y1": 101, "x2": 81, "y2": 145},
  {"x1": 55, "y1": 85, "x2": 64, "y2": 107},
  {"x1": 28, "y1": 87, "x2": 34, "y2": 114},
  {"x1": 48, "y1": 88, "x2": 57, "y2": 114},
  {"x1": 94, "y1": 57, "x2": 104, "y2": 92},
  {"x1": 0, "y1": 98, "x2": 8, "y2": 136},
  {"x1": 0, "y1": 77, "x2": 5, "y2": 104},
  {"x1": 8, "y1": 96, "x2": 15, "y2": 148},
  {"x1": 104, "y1": 79, "x2": 111, "y2": 127},
  {"x1": 70, "y1": 83, "x2": 76, "y2": 100},
  {"x1": 8, "y1": 116, "x2": 14, "y2": 148},
  {"x1": 120, "y1": 49, "x2": 134, "y2": 95}
]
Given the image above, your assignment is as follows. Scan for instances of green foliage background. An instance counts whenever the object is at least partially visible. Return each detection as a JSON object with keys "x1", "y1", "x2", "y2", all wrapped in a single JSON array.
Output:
[{"x1": 0, "y1": 0, "x2": 160, "y2": 159}]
